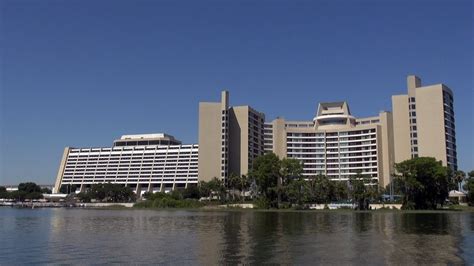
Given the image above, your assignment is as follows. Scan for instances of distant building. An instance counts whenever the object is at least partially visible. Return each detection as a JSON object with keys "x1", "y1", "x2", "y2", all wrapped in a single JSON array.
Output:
[
  {"x1": 198, "y1": 91, "x2": 265, "y2": 181},
  {"x1": 264, "y1": 102, "x2": 394, "y2": 187},
  {"x1": 53, "y1": 75, "x2": 457, "y2": 193},
  {"x1": 392, "y1": 75, "x2": 457, "y2": 170},
  {"x1": 53, "y1": 134, "x2": 198, "y2": 194}
]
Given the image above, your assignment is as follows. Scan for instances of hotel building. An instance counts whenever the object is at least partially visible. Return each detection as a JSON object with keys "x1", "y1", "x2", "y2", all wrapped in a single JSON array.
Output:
[
  {"x1": 264, "y1": 103, "x2": 394, "y2": 187},
  {"x1": 53, "y1": 75, "x2": 456, "y2": 193},
  {"x1": 53, "y1": 134, "x2": 198, "y2": 194},
  {"x1": 392, "y1": 76, "x2": 457, "y2": 170},
  {"x1": 198, "y1": 91, "x2": 265, "y2": 181}
]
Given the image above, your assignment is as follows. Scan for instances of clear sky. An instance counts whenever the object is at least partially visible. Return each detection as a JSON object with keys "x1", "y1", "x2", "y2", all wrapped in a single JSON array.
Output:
[{"x1": 0, "y1": 0, "x2": 472, "y2": 185}]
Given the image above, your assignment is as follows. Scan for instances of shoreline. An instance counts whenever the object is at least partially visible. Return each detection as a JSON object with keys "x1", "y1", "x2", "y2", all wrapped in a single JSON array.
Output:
[{"x1": 3, "y1": 203, "x2": 473, "y2": 213}]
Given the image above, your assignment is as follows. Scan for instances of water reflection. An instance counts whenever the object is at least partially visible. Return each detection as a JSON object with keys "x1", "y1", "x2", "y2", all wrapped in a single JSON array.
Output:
[{"x1": 0, "y1": 209, "x2": 471, "y2": 264}]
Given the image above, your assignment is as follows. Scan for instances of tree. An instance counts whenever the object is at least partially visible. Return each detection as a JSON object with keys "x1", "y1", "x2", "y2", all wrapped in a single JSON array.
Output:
[
  {"x1": 249, "y1": 153, "x2": 281, "y2": 207},
  {"x1": 182, "y1": 185, "x2": 200, "y2": 199},
  {"x1": 225, "y1": 174, "x2": 252, "y2": 202},
  {"x1": 227, "y1": 173, "x2": 241, "y2": 201},
  {"x1": 14, "y1": 182, "x2": 43, "y2": 200},
  {"x1": 239, "y1": 175, "x2": 252, "y2": 201},
  {"x1": 198, "y1": 178, "x2": 225, "y2": 201},
  {"x1": 18, "y1": 182, "x2": 42, "y2": 194},
  {"x1": 280, "y1": 158, "x2": 303, "y2": 184},
  {"x1": 465, "y1": 179, "x2": 474, "y2": 206},
  {"x1": 0, "y1": 186, "x2": 8, "y2": 199},
  {"x1": 78, "y1": 183, "x2": 135, "y2": 203},
  {"x1": 332, "y1": 181, "x2": 349, "y2": 201},
  {"x1": 170, "y1": 189, "x2": 183, "y2": 200},
  {"x1": 9, "y1": 190, "x2": 28, "y2": 201},
  {"x1": 208, "y1": 177, "x2": 225, "y2": 201},
  {"x1": 77, "y1": 192, "x2": 92, "y2": 203},
  {"x1": 349, "y1": 172, "x2": 377, "y2": 210},
  {"x1": 198, "y1": 181, "x2": 211, "y2": 200},
  {"x1": 384, "y1": 178, "x2": 405, "y2": 196},
  {"x1": 286, "y1": 178, "x2": 310, "y2": 206},
  {"x1": 450, "y1": 170, "x2": 466, "y2": 191},
  {"x1": 307, "y1": 175, "x2": 334, "y2": 204},
  {"x1": 465, "y1": 170, "x2": 474, "y2": 206},
  {"x1": 41, "y1": 187, "x2": 52, "y2": 194},
  {"x1": 394, "y1": 157, "x2": 449, "y2": 210},
  {"x1": 279, "y1": 158, "x2": 303, "y2": 206}
]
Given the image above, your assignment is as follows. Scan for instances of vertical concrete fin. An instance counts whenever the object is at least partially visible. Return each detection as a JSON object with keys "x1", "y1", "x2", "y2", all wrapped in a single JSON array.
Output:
[
  {"x1": 53, "y1": 147, "x2": 70, "y2": 194},
  {"x1": 221, "y1": 90, "x2": 229, "y2": 110},
  {"x1": 407, "y1": 75, "x2": 421, "y2": 95}
]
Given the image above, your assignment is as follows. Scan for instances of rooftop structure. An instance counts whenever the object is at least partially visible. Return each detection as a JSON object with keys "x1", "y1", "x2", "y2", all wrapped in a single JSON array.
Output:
[{"x1": 113, "y1": 133, "x2": 181, "y2": 147}]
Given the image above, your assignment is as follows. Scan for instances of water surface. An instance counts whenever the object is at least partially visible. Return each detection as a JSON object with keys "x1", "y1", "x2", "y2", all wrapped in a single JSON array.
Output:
[{"x1": 0, "y1": 208, "x2": 472, "y2": 264}]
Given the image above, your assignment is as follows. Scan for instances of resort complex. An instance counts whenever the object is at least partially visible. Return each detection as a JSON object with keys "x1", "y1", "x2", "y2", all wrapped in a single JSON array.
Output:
[{"x1": 53, "y1": 75, "x2": 457, "y2": 195}]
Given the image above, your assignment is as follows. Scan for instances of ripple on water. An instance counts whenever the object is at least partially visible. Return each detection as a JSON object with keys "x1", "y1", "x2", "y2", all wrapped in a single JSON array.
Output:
[{"x1": 0, "y1": 208, "x2": 471, "y2": 264}]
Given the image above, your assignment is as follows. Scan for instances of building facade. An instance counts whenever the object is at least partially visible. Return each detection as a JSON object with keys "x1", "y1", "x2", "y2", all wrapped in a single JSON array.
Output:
[
  {"x1": 53, "y1": 75, "x2": 456, "y2": 194},
  {"x1": 198, "y1": 91, "x2": 265, "y2": 181},
  {"x1": 392, "y1": 75, "x2": 457, "y2": 170},
  {"x1": 53, "y1": 134, "x2": 198, "y2": 194},
  {"x1": 264, "y1": 102, "x2": 394, "y2": 187}
]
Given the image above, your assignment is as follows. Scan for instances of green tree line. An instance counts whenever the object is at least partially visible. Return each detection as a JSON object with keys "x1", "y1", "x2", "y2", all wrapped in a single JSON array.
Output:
[
  {"x1": 77, "y1": 183, "x2": 136, "y2": 203},
  {"x1": 0, "y1": 182, "x2": 51, "y2": 201},
  {"x1": 247, "y1": 153, "x2": 379, "y2": 209}
]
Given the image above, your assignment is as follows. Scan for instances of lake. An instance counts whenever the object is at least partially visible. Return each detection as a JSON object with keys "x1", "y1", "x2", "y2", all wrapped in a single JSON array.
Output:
[{"x1": 0, "y1": 208, "x2": 473, "y2": 264}]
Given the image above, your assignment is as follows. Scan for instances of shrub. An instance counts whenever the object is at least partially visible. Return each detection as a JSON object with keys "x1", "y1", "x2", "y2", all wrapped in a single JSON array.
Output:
[{"x1": 253, "y1": 197, "x2": 270, "y2": 209}]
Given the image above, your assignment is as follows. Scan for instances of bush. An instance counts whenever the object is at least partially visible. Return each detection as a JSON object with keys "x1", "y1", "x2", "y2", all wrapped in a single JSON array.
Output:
[
  {"x1": 182, "y1": 186, "x2": 201, "y2": 199},
  {"x1": 170, "y1": 190, "x2": 183, "y2": 200},
  {"x1": 134, "y1": 201, "x2": 153, "y2": 208},
  {"x1": 153, "y1": 198, "x2": 203, "y2": 208},
  {"x1": 401, "y1": 201, "x2": 415, "y2": 210},
  {"x1": 253, "y1": 197, "x2": 270, "y2": 209},
  {"x1": 135, "y1": 193, "x2": 204, "y2": 209},
  {"x1": 293, "y1": 204, "x2": 308, "y2": 210},
  {"x1": 77, "y1": 192, "x2": 92, "y2": 203}
]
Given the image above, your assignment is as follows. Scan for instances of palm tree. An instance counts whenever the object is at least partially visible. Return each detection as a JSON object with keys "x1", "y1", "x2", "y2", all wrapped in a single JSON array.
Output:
[
  {"x1": 227, "y1": 173, "x2": 240, "y2": 201},
  {"x1": 453, "y1": 170, "x2": 466, "y2": 191}
]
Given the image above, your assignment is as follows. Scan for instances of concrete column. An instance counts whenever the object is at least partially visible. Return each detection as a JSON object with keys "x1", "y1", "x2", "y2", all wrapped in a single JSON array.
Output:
[{"x1": 135, "y1": 184, "x2": 141, "y2": 197}]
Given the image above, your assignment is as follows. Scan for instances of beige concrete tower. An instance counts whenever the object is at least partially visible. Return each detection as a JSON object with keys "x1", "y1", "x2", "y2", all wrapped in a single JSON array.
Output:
[
  {"x1": 228, "y1": 106, "x2": 265, "y2": 177},
  {"x1": 392, "y1": 75, "x2": 457, "y2": 170},
  {"x1": 198, "y1": 91, "x2": 265, "y2": 180},
  {"x1": 264, "y1": 118, "x2": 287, "y2": 158},
  {"x1": 198, "y1": 91, "x2": 229, "y2": 181}
]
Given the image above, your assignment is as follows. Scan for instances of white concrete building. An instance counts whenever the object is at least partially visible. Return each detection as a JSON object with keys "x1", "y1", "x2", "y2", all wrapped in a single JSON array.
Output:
[{"x1": 53, "y1": 134, "x2": 198, "y2": 195}]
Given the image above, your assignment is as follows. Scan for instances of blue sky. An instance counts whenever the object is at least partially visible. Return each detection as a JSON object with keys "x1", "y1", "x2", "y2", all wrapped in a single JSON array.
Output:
[{"x1": 1, "y1": 0, "x2": 472, "y2": 185}]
